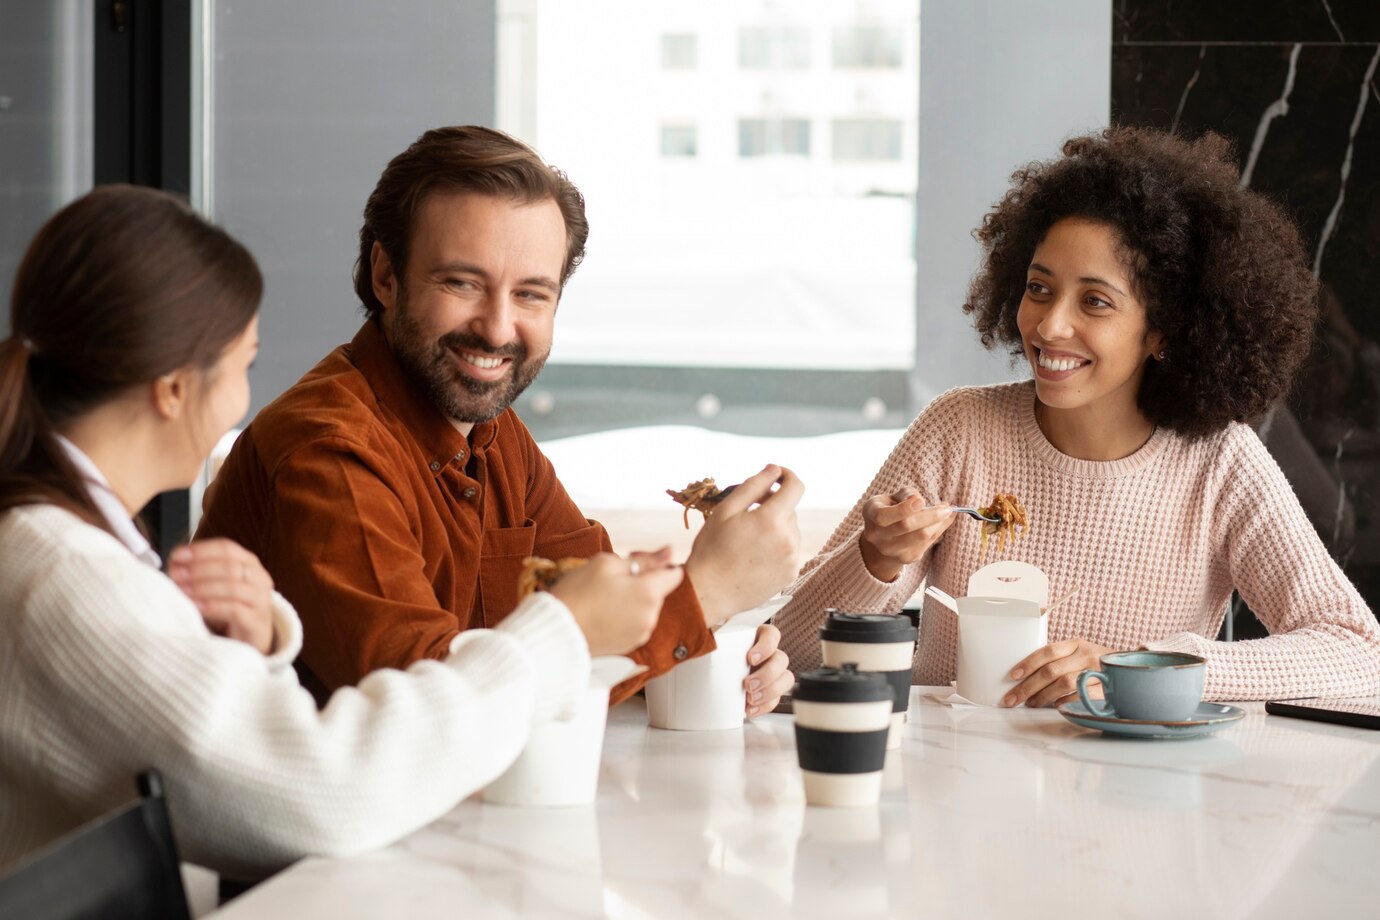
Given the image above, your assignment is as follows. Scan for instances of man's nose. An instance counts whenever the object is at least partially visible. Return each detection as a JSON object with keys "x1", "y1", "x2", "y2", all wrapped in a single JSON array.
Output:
[{"x1": 469, "y1": 294, "x2": 517, "y2": 348}]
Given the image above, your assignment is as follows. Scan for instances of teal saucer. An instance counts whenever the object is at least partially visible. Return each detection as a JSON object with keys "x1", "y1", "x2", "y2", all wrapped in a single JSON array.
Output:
[{"x1": 1057, "y1": 700, "x2": 1245, "y2": 739}]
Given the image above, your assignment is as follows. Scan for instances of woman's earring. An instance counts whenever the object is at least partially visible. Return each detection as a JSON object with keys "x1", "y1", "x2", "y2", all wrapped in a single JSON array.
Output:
[{"x1": 1157, "y1": 350, "x2": 1167, "y2": 361}]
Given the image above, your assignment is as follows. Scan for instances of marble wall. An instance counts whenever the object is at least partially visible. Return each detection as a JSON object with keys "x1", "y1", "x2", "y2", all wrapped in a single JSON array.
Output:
[{"x1": 1112, "y1": 1, "x2": 1380, "y2": 634}]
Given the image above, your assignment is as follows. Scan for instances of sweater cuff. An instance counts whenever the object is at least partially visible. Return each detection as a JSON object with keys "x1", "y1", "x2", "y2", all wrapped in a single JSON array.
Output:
[
  {"x1": 821, "y1": 537, "x2": 904, "y2": 609},
  {"x1": 476, "y1": 591, "x2": 592, "y2": 720},
  {"x1": 263, "y1": 592, "x2": 303, "y2": 675}
]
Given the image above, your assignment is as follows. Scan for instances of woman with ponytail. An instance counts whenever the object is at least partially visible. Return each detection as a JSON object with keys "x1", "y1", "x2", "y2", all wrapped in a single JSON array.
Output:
[{"x1": 0, "y1": 185, "x2": 680, "y2": 881}]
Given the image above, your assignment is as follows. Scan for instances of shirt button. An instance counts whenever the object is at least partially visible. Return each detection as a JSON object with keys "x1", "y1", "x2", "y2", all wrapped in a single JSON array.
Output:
[
  {"x1": 462, "y1": 487, "x2": 477, "y2": 499},
  {"x1": 428, "y1": 461, "x2": 441, "y2": 472},
  {"x1": 453, "y1": 450, "x2": 466, "y2": 462},
  {"x1": 673, "y1": 645, "x2": 689, "y2": 660}
]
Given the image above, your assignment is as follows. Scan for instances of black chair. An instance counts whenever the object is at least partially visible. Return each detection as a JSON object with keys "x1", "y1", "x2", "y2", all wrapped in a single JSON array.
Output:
[{"x1": 0, "y1": 771, "x2": 191, "y2": 920}]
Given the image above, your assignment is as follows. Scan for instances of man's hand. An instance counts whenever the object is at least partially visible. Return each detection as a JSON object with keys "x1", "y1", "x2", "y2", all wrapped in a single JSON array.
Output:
[
  {"x1": 168, "y1": 539, "x2": 276, "y2": 655},
  {"x1": 548, "y1": 549, "x2": 683, "y2": 657},
  {"x1": 684, "y1": 465, "x2": 803, "y2": 628},
  {"x1": 744, "y1": 624, "x2": 791, "y2": 718},
  {"x1": 1004, "y1": 639, "x2": 1116, "y2": 708},
  {"x1": 858, "y1": 488, "x2": 956, "y2": 583}
]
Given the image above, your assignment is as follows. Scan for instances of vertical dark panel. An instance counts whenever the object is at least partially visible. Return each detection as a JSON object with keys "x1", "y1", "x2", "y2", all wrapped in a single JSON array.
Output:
[
  {"x1": 1112, "y1": 0, "x2": 1380, "y2": 637},
  {"x1": 93, "y1": 0, "x2": 192, "y2": 558}
]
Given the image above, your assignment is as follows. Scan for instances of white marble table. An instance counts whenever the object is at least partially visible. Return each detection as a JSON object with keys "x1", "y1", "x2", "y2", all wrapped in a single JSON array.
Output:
[{"x1": 209, "y1": 689, "x2": 1380, "y2": 919}]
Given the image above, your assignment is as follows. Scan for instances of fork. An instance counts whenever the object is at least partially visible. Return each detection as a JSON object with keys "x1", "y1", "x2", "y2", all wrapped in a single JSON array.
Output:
[{"x1": 951, "y1": 506, "x2": 1000, "y2": 523}]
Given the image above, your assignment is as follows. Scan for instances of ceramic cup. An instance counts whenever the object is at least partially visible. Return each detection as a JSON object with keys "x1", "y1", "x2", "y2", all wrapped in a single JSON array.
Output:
[
  {"x1": 1076, "y1": 651, "x2": 1206, "y2": 722},
  {"x1": 819, "y1": 611, "x2": 918, "y2": 749},
  {"x1": 793, "y1": 664, "x2": 893, "y2": 807}
]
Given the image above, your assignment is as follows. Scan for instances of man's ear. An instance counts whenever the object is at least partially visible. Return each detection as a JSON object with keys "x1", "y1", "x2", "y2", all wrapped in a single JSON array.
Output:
[
  {"x1": 371, "y1": 241, "x2": 399, "y2": 315},
  {"x1": 152, "y1": 371, "x2": 187, "y2": 421}
]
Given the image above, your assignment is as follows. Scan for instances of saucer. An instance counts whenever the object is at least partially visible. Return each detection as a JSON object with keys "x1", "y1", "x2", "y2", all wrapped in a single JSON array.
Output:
[{"x1": 1057, "y1": 700, "x2": 1245, "y2": 739}]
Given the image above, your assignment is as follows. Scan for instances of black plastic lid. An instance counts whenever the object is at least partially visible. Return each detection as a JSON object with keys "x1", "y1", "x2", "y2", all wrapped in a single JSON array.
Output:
[
  {"x1": 792, "y1": 664, "x2": 893, "y2": 703},
  {"x1": 818, "y1": 610, "x2": 918, "y2": 644}
]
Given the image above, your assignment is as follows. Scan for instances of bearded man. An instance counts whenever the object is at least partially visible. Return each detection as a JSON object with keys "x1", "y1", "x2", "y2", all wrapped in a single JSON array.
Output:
[{"x1": 197, "y1": 126, "x2": 801, "y2": 712}]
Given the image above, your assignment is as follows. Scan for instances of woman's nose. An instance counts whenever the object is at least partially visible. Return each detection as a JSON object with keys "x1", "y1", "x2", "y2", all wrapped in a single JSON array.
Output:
[{"x1": 1036, "y1": 297, "x2": 1076, "y2": 340}]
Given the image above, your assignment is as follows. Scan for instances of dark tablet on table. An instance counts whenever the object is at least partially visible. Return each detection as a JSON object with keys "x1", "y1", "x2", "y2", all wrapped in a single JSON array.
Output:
[{"x1": 1265, "y1": 697, "x2": 1380, "y2": 730}]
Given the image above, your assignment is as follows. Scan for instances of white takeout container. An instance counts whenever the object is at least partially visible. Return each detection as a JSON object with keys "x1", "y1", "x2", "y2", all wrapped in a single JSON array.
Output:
[
  {"x1": 645, "y1": 595, "x2": 790, "y2": 731},
  {"x1": 950, "y1": 561, "x2": 1050, "y2": 707},
  {"x1": 483, "y1": 656, "x2": 646, "y2": 807}
]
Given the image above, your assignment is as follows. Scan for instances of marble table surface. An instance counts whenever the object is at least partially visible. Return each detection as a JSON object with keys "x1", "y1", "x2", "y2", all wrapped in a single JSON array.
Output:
[{"x1": 209, "y1": 688, "x2": 1380, "y2": 919}]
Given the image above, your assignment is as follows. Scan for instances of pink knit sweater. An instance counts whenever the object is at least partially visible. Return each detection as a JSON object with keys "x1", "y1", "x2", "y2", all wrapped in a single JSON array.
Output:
[{"x1": 777, "y1": 382, "x2": 1380, "y2": 701}]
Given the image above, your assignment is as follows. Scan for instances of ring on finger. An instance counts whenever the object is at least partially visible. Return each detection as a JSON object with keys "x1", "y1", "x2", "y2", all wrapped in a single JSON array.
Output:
[{"x1": 629, "y1": 560, "x2": 642, "y2": 577}]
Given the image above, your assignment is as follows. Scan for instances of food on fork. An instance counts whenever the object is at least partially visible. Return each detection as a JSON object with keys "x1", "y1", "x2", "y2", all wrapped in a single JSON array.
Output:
[
  {"x1": 517, "y1": 556, "x2": 589, "y2": 599},
  {"x1": 666, "y1": 478, "x2": 732, "y2": 528},
  {"x1": 977, "y1": 492, "x2": 1030, "y2": 561}
]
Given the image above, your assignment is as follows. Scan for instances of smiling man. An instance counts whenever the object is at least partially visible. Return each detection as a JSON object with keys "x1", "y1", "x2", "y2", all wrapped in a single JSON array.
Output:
[{"x1": 198, "y1": 126, "x2": 802, "y2": 710}]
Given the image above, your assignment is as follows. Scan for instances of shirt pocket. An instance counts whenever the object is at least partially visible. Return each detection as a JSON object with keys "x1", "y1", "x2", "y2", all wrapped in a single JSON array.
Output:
[{"x1": 476, "y1": 520, "x2": 606, "y2": 628}]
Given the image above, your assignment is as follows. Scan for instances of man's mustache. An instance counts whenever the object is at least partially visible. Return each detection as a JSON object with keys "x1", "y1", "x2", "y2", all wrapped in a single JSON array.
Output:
[{"x1": 437, "y1": 332, "x2": 526, "y2": 361}]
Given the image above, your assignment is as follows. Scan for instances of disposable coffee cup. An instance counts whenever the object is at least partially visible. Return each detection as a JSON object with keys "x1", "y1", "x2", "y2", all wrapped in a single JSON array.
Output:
[
  {"x1": 1077, "y1": 651, "x2": 1206, "y2": 722},
  {"x1": 793, "y1": 664, "x2": 893, "y2": 807},
  {"x1": 819, "y1": 611, "x2": 917, "y2": 749},
  {"x1": 645, "y1": 595, "x2": 788, "y2": 731},
  {"x1": 484, "y1": 656, "x2": 644, "y2": 807}
]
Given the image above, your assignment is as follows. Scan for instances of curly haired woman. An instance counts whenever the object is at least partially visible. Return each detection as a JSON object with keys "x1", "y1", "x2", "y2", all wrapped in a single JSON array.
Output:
[{"x1": 776, "y1": 126, "x2": 1380, "y2": 707}]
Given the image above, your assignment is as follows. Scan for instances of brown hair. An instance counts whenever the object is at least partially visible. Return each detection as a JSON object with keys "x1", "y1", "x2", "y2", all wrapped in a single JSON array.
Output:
[
  {"x1": 0, "y1": 184, "x2": 262, "y2": 530},
  {"x1": 353, "y1": 125, "x2": 589, "y2": 320},
  {"x1": 964, "y1": 127, "x2": 1318, "y2": 439}
]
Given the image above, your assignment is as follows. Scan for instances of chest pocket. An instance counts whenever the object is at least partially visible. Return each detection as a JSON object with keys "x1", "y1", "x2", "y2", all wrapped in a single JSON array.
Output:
[{"x1": 476, "y1": 520, "x2": 605, "y2": 627}]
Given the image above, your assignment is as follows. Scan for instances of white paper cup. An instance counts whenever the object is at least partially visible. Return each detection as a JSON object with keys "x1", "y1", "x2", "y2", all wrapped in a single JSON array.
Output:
[
  {"x1": 483, "y1": 685, "x2": 611, "y2": 807},
  {"x1": 645, "y1": 626, "x2": 755, "y2": 731},
  {"x1": 954, "y1": 596, "x2": 1046, "y2": 707},
  {"x1": 484, "y1": 656, "x2": 643, "y2": 807}
]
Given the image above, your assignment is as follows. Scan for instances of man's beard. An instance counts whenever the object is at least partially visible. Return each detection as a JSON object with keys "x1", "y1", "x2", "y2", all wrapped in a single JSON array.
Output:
[{"x1": 390, "y1": 293, "x2": 548, "y2": 426}]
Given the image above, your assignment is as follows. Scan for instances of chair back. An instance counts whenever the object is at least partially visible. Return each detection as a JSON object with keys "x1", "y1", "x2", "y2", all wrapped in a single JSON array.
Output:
[{"x1": 0, "y1": 771, "x2": 191, "y2": 920}]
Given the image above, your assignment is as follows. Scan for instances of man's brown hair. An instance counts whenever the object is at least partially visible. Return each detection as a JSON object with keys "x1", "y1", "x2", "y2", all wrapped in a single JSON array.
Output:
[{"x1": 353, "y1": 125, "x2": 589, "y2": 320}]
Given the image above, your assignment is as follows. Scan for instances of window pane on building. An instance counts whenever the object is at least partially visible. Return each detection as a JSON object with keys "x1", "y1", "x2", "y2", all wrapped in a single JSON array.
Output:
[
  {"x1": 832, "y1": 118, "x2": 903, "y2": 161},
  {"x1": 661, "y1": 33, "x2": 697, "y2": 69},
  {"x1": 660, "y1": 123, "x2": 697, "y2": 157},
  {"x1": 833, "y1": 26, "x2": 903, "y2": 68}
]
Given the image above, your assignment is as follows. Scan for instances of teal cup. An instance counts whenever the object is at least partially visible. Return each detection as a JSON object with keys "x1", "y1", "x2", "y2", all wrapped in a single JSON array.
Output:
[{"x1": 1076, "y1": 651, "x2": 1206, "y2": 722}]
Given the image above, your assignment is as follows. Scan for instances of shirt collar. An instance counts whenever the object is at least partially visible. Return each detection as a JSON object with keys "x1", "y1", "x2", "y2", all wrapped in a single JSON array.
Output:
[
  {"x1": 346, "y1": 320, "x2": 499, "y2": 471},
  {"x1": 54, "y1": 434, "x2": 163, "y2": 569}
]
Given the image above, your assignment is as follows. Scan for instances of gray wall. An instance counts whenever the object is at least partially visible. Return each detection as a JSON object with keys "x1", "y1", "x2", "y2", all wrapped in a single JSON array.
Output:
[
  {"x1": 0, "y1": 0, "x2": 91, "y2": 336},
  {"x1": 912, "y1": 0, "x2": 1111, "y2": 404},
  {"x1": 208, "y1": 1, "x2": 495, "y2": 414}
]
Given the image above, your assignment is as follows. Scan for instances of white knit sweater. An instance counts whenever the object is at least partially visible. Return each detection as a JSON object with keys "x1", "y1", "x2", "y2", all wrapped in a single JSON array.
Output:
[
  {"x1": 777, "y1": 382, "x2": 1380, "y2": 701},
  {"x1": 0, "y1": 504, "x2": 591, "y2": 880}
]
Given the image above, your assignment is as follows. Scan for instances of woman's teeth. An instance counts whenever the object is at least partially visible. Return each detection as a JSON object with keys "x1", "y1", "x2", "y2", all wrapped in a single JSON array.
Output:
[{"x1": 1037, "y1": 352, "x2": 1087, "y2": 373}]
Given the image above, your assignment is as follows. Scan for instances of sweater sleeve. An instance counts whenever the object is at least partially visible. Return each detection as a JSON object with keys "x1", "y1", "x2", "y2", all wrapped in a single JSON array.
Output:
[
  {"x1": 1145, "y1": 429, "x2": 1380, "y2": 700},
  {"x1": 775, "y1": 389, "x2": 967, "y2": 671},
  {"x1": 19, "y1": 536, "x2": 589, "y2": 881}
]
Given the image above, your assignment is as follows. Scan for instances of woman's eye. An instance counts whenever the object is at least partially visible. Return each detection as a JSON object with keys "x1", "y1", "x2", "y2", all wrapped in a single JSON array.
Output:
[
  {"x1": 1025, "y1": 281, "x2": 1049, "y2": 296},
  {"x1": 1085, "y1": 295, "x2": 1113, "y2": 309}
]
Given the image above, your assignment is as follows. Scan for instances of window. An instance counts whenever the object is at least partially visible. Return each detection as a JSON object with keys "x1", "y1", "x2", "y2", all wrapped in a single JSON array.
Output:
[
  {"x1": 739, "y1": 27, "x2": 812, "y2": 69},
  {"x1": 661, "y1": 33, "x2": 697, "y2": 69},
  {"x1": 738, "y1": 118, "x2": 811, "y2": 157},
  {"x1": 832, "y1": 119, "x2": 903, "y2": 161},
  {"x1": 833, "y1": 26, "x2": 904, "y2": 68},
  {"x1": 660, "y1": 123, "x2": 697, "y2": 157}
]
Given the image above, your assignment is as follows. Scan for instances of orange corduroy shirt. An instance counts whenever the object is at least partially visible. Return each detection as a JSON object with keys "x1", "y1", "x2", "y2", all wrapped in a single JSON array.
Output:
[{"x1": 197, "y1": 321, "x2": 716, "y2": 704}]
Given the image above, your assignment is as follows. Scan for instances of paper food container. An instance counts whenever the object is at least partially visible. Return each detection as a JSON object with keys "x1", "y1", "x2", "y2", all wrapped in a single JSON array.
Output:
[
  {"x1": 645, "y1": 595, "x2": 791, "y2": 731},
  {"x1": 953, "y1": 561, "x2": 1049, "y2": 707},
  {"x1": 483, "y1": 655, "x2": 646, "y2": 807}
]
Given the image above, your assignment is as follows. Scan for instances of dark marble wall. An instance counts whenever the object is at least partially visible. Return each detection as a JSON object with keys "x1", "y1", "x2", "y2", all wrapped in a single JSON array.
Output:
[{"x1": 1112, "y1": 1, "x2": 1380, "y2": 630}]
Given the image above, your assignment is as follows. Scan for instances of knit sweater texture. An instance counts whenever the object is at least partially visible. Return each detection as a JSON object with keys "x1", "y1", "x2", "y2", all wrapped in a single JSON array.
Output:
[
  {"x1": 777, "y1": 382, "x2": 1380, "y2": 701},
  {"x1": 0, "y1": 504, "x2": 590, "y2": 879}
]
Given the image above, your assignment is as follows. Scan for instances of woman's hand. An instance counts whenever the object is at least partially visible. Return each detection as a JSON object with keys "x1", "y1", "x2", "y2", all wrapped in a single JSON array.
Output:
[
  {"x1": 858, "y1": 488, "x2": 957, "y2": 582},
  {"x1": 168, "y1": 539, "x2": 276, "y2": 655},
  {"x1": 744, "y1": 624, "x2": 791, "y2": 718},
  {"x1": 1004, "y1": 638, "x2": 1116, "y2": 708},
  {"x1": 548, "y1": 549, "x2": 683, "y2": 657}
]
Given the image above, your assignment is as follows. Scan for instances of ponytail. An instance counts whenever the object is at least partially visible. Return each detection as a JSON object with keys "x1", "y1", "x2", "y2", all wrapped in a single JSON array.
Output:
[{"x1": 0, "y1": 336, "x2": 108, "y2": 530}]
